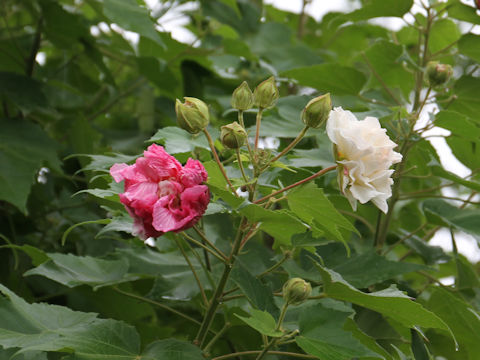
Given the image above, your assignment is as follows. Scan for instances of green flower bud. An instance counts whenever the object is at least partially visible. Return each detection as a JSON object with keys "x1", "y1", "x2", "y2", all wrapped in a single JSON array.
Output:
[
  {"x1": 231, "y1": 81, "x2": 254, "y2": 110},
  {"x1": 426, "y1": 61, "x2": 453, "y2": 87},
  {"x1": 302, "y1": 93, "x2": 332, "y2": 129},
  {"x1": 283, "y1": 278, "x2": 312, "y2": 305},
  {"x1": 175, "y1": 97, "x2": 210, "y2": 134},
  {"x1": 221, "y1": 122, "x2": 247, "y2": 149},
  {"x1": 253, "y1": 76, "x2": 279, "y2": 109}
]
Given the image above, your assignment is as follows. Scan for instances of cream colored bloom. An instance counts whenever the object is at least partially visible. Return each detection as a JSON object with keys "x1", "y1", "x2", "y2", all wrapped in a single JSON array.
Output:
[{"x1": 326, "y1": 107, "x2": 402, "y2": 213}]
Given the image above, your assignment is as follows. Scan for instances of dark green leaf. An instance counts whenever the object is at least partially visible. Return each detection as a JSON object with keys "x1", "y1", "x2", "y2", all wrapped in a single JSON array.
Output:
[
  {"x1": 411, "y1": 328, "x2": 430, "y2": 360},
  {"x1": 141, "y1": 339, "x2": 203, "y2": 360},
  {"x1": 230, "y1": 259, "x2": 279, "y2": 317},
  {"x1": 423, "y1": 199, "x2": 480, "y2": 237},
  {"x1": 426, "y1": 287, "x2": 480, "y2": 358},
  {"x1": 0, "y1": 119, "x2": 60, "y2": 213},
  {"x1": 0, "y1": 72, "x2": 47, "y2": 111},
  {"x1": 24, "y1": 253, "x2": 130, "y2": 290},
  {"x1": 448, "y1": 76, "x2": 480, "y2": 121}
]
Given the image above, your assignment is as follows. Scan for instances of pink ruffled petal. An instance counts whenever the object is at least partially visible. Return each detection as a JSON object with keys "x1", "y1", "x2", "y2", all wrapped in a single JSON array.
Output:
[
  {"x1": 179, "y1": 159, "x2": 208, "y2": 187},
  {"x1": 110, "y1": 163, "x2": 129, "y2": 182}
]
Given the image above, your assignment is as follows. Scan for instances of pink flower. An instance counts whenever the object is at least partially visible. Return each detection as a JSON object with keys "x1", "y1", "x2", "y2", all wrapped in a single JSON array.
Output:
[{"x1": 110, "y1": 144, "x2": 210, "y2": 239}]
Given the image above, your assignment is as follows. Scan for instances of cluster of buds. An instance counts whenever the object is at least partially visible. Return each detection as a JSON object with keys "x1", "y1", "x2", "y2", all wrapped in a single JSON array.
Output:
[
  {"x1": 426, "y1": 61, "x2": 453, "y2": 87},
  {"x1": 174, "y1": 77, "x2": 331, "y2": 169}
]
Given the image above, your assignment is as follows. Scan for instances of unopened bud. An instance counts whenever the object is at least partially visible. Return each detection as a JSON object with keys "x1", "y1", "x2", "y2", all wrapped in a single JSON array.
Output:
[
  {"x1": 255, "y1": 149, "x2": 272, "y2": 169},
  {"x1": 283, "y1": 278, "x2": 312, "y2": 305},
  {"x1": 426, "y1": 61, "x2": 453, "y2": 87},
  {"x1": 302, "y1": 93, "x2": 332, "y2": 129},
  {"x1": 221, "y1": 122, "x2": 247, "y2": 149},
  {"x1": 254, "y1": 76, "x2": 279, "y2": 109},
  {"x1": 231, "y1": 81, "x2": 254, "y2": 110},
  {"x1": 175, "y1": 97, "x2": 210, "y2": 134}
]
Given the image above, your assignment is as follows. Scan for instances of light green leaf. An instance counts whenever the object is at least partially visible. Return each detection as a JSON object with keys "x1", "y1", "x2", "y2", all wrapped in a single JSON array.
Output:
[
  {"x1": 287, "y1": 183, "x2": 357, "y2": 250},
  {"x1": 141, "y1": 339, "x2": 203, "y2": 360},
  {"x1": 347, "y1": 0, "x2": 413, "y2": 21},
  {"x1": 282, "y1": 64, "x2": 367, "y2": 95},
  {"x1": 235, "y1": 309, "x2": 283, "y2": 337},
  {"x1": 149, "y1": 126, "x2": 211, "y2": 154},
  {"x1": 429, "y1": 161, "x2": 480, "y2": 192},
  {"x1": 24, "y1": 253, "x2": 130, "y2": 290},
  {"x1": 447, "y1": 1, "x2": 480, "y2": 25},
  {"x1": 239, "y1": 204, "x2": 307, "y2": 248},
  {"x1": 435, "y1": 111, "x2": 480, "y2": 141},
  {"x1": 447, "y1": 76, "x2": 480, "y2": 121},
  {"x1": 315, "y1": 265, "x2": 453, "y2": 337},
  {"x1": 458, "y1": 33, "x2": 480, "y2": 63},
  {"x1": 103, "y1": 0, "x2": 164, "y2": 48},
  {"x1": 428, "y1": 18, "x2": 460, "y2": 54}
]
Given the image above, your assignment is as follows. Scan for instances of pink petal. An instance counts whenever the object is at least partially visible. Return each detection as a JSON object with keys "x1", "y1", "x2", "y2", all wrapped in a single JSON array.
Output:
[
  {"x1": 110, "y1": 163, "x2": 129, "y2": 182},
  {"x1": 179, "y1": 159, "x2": 208, "y2": 187}
]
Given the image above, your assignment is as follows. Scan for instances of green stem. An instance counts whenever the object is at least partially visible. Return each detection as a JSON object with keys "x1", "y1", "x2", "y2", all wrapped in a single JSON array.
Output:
[
  {"x1": 267, "y1": 125, "x2": 309, "y2": 167},
  {"x1": 257, "y1": 252, "x2": 291, "y2": 279},
  {"x1": 236, "y1": 148, "x2": 249, "y2": 184},
  {"x1": 254, "y1": 107, "x2": 264, "y2": 150},
  {"x1": 175, "y1": 237, "x2": 208, "y2": 306},
  {"x1": 275, "y1": 302, "x2": 289, "y2": 331},
  {"x1": 113, "y1": 287, "x2": 208, "y2": 329},
  {"x1": 193, "y1": 225, "x2": 229, "y2": 261},
  {"x1": 238, "y1": 110, "x2": 255, "y2": 166},
  {"x1": 203, "y1": 128, "x2": 237, "y2": 195},
  {"x1": 182, "y1": 232, "x2": 227, "y2": 263},
  {"x1": 195, "y1": 217, "x2": 248, "y2": 347},
  {"x1": 253, "y1": 165, "x2": 337, "y2": 204},
  {"x1": 203, "y1": 322, "x2": 231, "y2": 355},
  {"x1": 183, "y1": 238, "x2": 216, "y2": 289}
]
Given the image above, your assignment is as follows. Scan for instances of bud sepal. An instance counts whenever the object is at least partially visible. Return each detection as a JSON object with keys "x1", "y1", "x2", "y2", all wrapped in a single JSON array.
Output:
[{"x1": 175, "y1": 97, "x2": 210, "y2": 134}]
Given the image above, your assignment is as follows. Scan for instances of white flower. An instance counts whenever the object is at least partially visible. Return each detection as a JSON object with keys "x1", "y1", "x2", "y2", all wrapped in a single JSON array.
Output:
[{"x1": 326, "y1": 107, "x2": 402, "y2": 213}]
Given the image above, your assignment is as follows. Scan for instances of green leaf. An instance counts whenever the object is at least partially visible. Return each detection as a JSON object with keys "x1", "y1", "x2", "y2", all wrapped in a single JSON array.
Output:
[
  {"x1": 458, "y1": 33, "x2": 480, "y2": 63},
  {"x1": 297, "y1": 302, "x2": 383, "y2": 360},
  {"x1": 411, "y1": 328, "x2": 430, "y2": 360},
  {"x1": 346, "y1": 0, "x2": 413, "y2": 21},
  {"x1": 0, "y1": 349, "x2": 47, "y2": 360},
  {"x1": 287, "y1": 183, "x2": 357, "y2": 250},
  {"x1": 141, "y1": 339, "x2": 203, "y2": 360},
  {"x1": 149, "y1": 127, "x2": 211, "y2": 154},
  {"x1": 363, "y1": 40, "x2": 414, "y2": 98},
  {"x1": 230, "y1": 259, "x2": 279, "y2": 317},
  {"x1": 429, "y1": 160, "x2": 480, "y2": 192},
  {"x1": 314, "y1": 264, "x2": 453, "y2": 336},
  {"x1": 0, "y1": 119, "x2": 60, "y2": 214},
  {"x1": 331, "y1": 250, "x2": 427, "y2": 288},
  {"x1": 423, "y1": 199, "x2": 480, "y2": 237},
  {"x1": 428, "y1": 18, "x2": 460, "y2": 54},
  {"x1": 0, "y1": 284, "x2": 140, "y2": 358},
  {"x1": 239, "y1": 204, "x2": 307, "y2": 248},
  {"x1": 447, "y1": 76, "x2": 480, "y2": 121},
  {"x1": 0, "y1": 72, "x2": 48, "y2": 111},
  {"x1": 61, "y1": 219, "x2": 111, "y2": 245},
  {"x1": 102, "y1": 0, "x2": 164, "y2": 48},
  {"x1": 282, "y1": 64, "x2": 367, "y2": 95},
  {"x1": 447, "y1": 1, "x2": 480, "y2": 25},
  {"x1": 235, "y1": 309, "x2": 283, "y2": 337},
  {"x1": 24, "y1": 253, "x2": 130, "y2": 290},
  {"x1": 402, "y1": 232, "x2": 450, "y2": 265},
  {"x1": 435, "y1": 111, "x2": 480, "y2": 141},
  {"x1": 426, "y1": 287, "x2": 480, "y2": 358},
  {"x1": 203, "y1": 161, "x2": 244, "y2": 209}
]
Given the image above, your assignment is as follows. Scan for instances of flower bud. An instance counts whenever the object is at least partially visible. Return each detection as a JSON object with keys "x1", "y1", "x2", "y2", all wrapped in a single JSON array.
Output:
[
  {"x1": 175, "y1": 97, "x2": 210, "y2": 134},
  {"x1": 231, "y1": 81, "x2": 254, "y2": 110},
  {"x1": 302, "y1": 93, "x2": 332, "y2": 129},
  {"x1": 282, "y1": 278, "x2": 312, "y2": 305},
  {"x1": 253, "y1": 76, "x2": 279, "y2": 109},
  {"x1": 426, "y1": 61, "x2": 453, "y2": 87},
  {"x1": 221, "y1": 122, "x2": 247, "y2": 149}
]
